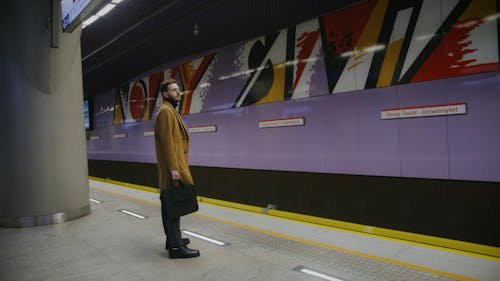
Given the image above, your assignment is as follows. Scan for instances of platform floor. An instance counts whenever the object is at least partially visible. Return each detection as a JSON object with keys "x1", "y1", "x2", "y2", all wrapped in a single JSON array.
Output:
[{"x1": 0, "y1": 179, "x2": 499, "y2": 281}]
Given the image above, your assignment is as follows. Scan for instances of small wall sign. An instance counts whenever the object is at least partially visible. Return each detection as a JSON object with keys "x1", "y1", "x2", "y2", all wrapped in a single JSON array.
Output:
[
  {"x1": 112, "y1": 133, "x2": 127, "y2": 139},
  {"x1": 381, "y1": 103, "x2": 466, "y2": 120},
  {"x1": 258, "y1": 117, "x2": 305, "y2": 128},
  {"x1": 189, "y1": 125, "x2": 217, "y2": 133}
]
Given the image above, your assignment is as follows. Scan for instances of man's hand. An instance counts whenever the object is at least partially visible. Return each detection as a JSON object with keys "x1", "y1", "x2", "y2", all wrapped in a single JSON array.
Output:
[{"x1": 170, "y1": 170, "x2": 181, "y2": 181}]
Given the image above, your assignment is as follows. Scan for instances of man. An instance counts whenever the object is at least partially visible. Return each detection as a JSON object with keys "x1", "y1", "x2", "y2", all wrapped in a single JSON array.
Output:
[{"x1": 154, "y1": 78, "x2": 200, "y2": 259}]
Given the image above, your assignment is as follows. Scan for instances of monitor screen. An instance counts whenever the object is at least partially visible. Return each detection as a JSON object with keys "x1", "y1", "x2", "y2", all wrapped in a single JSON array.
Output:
[
  {"x1": 83, "y1": 99, "x2": 92, "y2": 130},
  {"x1": 61, "y1": 0, "x2": 103, "y2": 32}
]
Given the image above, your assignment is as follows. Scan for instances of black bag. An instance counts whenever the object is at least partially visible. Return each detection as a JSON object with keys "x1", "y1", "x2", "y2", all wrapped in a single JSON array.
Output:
[{"x1": 166, "y1": 181, "x2": 199, "y2": 218}]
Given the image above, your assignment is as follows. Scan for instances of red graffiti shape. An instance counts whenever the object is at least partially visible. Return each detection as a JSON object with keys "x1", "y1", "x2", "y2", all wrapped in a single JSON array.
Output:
[
  {"x1": 412, "y1": 18, "x2": 498, "y2": 82},
  {"x1": 293, "y1": 29, "x2": 320, "y2": 93},
  {"x1": 130, "y1": 82, "x2": 145, "y2": 121}
]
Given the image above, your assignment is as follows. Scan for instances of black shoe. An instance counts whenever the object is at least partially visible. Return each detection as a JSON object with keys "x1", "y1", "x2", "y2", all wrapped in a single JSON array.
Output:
[
  {"x1": 168, "y1": 246, "x2": 200, "y2": 259},
  {"x1": 166, "y1": 238, "x2": 190, "y2": 250}
]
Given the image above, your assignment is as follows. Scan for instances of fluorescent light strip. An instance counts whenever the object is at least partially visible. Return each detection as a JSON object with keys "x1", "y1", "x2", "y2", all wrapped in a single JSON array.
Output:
[
  {"x1": 119, "y1": 209, "x2": 147, "y2": 219},
  {"x1": 182, "y1": 230, "x2": 227, "y2": 246},
  {"x1": 89, "y1": 198, "x2": 102, "y2": 204},
  {"x1": 83, "y1": 0, "x2": 124, "y2": 29},
  {"x1": 83, "y1": 15, "x2": 99, "y2": 26},
  {"x1": 294, "y1": 267, "x2": 345, "y2": 281},
  {"x1": 96, "y1": 4, "x2": 116, "y2": 17}
]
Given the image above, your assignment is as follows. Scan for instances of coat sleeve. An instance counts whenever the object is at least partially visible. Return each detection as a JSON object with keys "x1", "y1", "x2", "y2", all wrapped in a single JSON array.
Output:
[{"x1": 156, "y1": 108, "x2": 179, "y2": 171}]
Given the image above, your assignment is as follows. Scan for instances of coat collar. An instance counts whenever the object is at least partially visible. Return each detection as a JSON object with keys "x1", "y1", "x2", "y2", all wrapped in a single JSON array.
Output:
[{"x1": 164, "y1": 102, "x2": 189, "y2": 138}]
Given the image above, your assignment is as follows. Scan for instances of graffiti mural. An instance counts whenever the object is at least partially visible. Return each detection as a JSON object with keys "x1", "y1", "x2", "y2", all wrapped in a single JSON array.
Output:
[
  {"x1": 114, "y1": 71, "x2": 163, "y2": 125},
  {"x1": 321, "y1": 0, "x2": 499, "y2": 91},
  {"x1": 291, "y1": 19, "x2": 326, "y2": 99},
  {"x1": 233, "y1": 30, "x2": 288, "y2": 107},
  {"x1": 113, "y1": 0, "x2": 498, "y2": 124},
  {"x1": 178, "y1": 54, "x2": 216, "y2": 115}
]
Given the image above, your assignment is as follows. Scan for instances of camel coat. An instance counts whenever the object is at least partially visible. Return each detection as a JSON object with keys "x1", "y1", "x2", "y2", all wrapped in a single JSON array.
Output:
[{"x1": 154, "y1": 102, "x2": 194, "y2": 191}]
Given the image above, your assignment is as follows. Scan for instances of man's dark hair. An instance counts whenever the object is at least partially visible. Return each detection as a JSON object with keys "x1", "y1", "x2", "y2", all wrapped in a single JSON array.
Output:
[{"x1": 160, "y1": 78, "x2": 177, "y2": 93}]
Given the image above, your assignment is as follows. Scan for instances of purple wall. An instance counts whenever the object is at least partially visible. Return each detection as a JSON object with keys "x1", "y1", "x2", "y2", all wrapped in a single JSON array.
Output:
[{"x1": 87, "y1": 71, "x2": 500, "y2": 182}]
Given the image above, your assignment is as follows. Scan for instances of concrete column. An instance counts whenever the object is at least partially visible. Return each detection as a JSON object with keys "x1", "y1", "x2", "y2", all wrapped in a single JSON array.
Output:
[{"x1": 0, "y1": 0, "x2": 91, "y2": 227}]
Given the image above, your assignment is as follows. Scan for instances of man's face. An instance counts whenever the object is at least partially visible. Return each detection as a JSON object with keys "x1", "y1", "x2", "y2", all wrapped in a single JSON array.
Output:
[{"x1": 165, "y1": 83, "x2": 182, "y2": 102}]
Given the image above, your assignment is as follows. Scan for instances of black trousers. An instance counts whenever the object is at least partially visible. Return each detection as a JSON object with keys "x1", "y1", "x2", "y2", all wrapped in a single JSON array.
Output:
[{"x1": 160, "y1": 190, "x2": 183, "y2": 248}]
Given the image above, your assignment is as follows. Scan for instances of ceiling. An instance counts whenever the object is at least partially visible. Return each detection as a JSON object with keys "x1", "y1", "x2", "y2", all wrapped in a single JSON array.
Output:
[{"x1": 81, "y1": 0, "x2": 361, "y2": 98}]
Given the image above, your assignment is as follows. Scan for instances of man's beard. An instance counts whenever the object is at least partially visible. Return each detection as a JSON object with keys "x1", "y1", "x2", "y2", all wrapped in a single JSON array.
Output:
[{"x1": 165, "y1": 96, "x2": 179, "y2": 108}]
